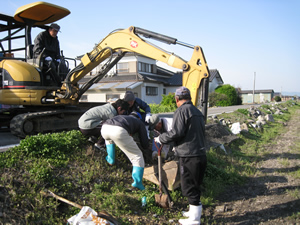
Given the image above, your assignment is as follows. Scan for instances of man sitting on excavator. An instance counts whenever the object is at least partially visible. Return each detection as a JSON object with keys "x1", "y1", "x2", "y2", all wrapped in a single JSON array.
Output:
[{"x1": 33, "y1": 23, "x2": 68, "y2": 86}]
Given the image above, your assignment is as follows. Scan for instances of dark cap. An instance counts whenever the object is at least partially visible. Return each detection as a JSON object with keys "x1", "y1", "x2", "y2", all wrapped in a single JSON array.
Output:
[
  {"x1": 124, "y1": 91, "x2": 136, "y2": 102},
  {"x1": 175, "y1": 86, "x2": 190, "y2": 97},
  {"x1": 50, "y1": 23, "x2": 60, "y2": 32},
  {"x1": 148, "y1": 114, "x2": 160, "y2": 130}
]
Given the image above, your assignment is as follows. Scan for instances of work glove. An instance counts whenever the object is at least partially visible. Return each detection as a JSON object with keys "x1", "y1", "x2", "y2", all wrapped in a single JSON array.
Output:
[
  {"x1": 154, "y1": 137, "x2": 161, "y2": 145},
  {"x1": 145, "y1": 113, "x2": 151, "y2": 123},
  {"x1": 145, "y1": 125, "x2": 150, "y2": 139},
  {"x1": 45, "y1": 56, "x2": 52, "y2": 61}
]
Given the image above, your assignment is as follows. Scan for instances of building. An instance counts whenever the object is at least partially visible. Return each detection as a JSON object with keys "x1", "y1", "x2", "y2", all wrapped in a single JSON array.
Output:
[
  {"x1": 208, "y1": 69, "x2": 224, "y2": 93},
  {"x1": 239, "y1": 89, "x2": 274, "y2": 104},
  {"x1": 79, "y1": 53, "x2": 224, "y2": 104}
]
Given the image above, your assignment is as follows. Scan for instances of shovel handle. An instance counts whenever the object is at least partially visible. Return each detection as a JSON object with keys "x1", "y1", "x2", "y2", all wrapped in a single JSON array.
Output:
[
  {"x1": 154, "y1": 139, "x2": 163, "y2": 156},
  {"x1": 40, "y1": 190, "x2": 83, "y2": 209},
  {"x1": 154, "y1": 140, "x2": 164, "y2": 194}
]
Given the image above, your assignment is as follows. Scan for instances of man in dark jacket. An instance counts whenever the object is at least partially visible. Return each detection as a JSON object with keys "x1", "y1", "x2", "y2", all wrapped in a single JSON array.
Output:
[
  {"x1": 101, "y1": 112, "x2": 150, "y2": 190},
  {"x1": 154, "y1": 86, "x2": 207, "y2": 225},
  {"x1": 33, "y1": 23, "x2": 67, "y2": 85},
  {"x1": 123, "y1": 91, "x2": 152, "y2": 123}
]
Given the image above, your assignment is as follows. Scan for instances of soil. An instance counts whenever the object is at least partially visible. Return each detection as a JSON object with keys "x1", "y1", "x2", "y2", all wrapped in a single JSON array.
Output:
[{"x1": 203, "y1": 109, "x2": 300, "y2": 224}]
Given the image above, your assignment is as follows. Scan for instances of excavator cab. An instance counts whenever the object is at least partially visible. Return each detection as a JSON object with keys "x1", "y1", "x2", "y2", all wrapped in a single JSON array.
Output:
[
  {"x1": 0, "y1": 1, "x2": 71, "y2": 90},
  {"x1": 15, "y1": 1, "x2": 71, "y2": 86}
]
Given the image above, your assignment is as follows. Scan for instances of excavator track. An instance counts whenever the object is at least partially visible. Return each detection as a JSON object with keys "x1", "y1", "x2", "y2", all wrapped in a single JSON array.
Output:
[{"x1": 9, "y1": 109, "x2": 86, "y2": 138}]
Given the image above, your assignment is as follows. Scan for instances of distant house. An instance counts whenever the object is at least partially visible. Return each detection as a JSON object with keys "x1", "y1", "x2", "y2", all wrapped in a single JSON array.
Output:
[
  {"x1": 239, "y1": 89, "x2": 274, "y2": 104},
  {"x1": 208, "y1": 69, "x2": 224, "y2": 93},
  {"x1": 273, "y1": 92, "x2": 298, "y2": 101},
  {"x1": 79, "y1": 53, "x2": 224, "y2": 104}
]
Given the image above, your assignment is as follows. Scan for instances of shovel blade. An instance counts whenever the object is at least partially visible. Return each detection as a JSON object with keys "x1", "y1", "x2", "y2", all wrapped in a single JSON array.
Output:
[{"x1": 155, "y1": 194, "x2": 169, "y2": 208}]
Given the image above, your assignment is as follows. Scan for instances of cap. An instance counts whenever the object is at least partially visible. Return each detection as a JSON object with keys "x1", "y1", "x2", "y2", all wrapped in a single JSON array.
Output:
[
  {"x1": 50, "y1": 23, "x2": 60, "y2": 32},
  {"x1": 175, "y1": 86, "x2": 190, "y2": 97},
  {"x1": 148, "y1": 114, "x2": 160, "y2": 130},
  {"x1": 124, "y1": 91, "x2": 136, "y2": 102}
]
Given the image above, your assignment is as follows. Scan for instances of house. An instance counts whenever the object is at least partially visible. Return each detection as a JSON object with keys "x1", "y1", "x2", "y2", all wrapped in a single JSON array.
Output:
[
  {"x1": 79, "y1": 53, "x2": 224, "y2": 104},
  {"x1": 208, "y1": 69, "x2": 224, "y2": 93},
  {"x1": 239, "y1": 89, "x2": 274, "y2": 104}
]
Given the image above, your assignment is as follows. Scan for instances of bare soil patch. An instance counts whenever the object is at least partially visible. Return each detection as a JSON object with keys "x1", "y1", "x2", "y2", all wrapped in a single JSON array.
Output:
[{"x1": 204, "y1": 109, "x2": 300, "y2": 224}]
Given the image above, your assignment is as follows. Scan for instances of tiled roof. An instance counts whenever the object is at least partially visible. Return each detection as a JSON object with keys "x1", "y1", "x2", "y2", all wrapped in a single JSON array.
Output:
[{"x1": 240, "y1": 89, "x2": 274, "y2": 94}]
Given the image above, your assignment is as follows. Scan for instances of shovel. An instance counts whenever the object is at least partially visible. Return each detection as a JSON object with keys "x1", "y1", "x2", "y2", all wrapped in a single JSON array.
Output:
[
  {"x1": 40, "y1": 189, "x2": 120, "y2": 225},
  {"x1": 154, "y1": 142, "x2": 172, "y2": 208}
]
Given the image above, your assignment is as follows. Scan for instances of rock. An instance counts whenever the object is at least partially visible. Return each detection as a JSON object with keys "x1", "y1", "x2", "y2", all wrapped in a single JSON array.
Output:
[
  {"x1": 265, "y1": 114, "x2": 275, "y2": 122},
  {"x1": 215, "y1": 205, "x2": 226, "y2": 212},
  {"x1": 240, "y1": 123, "x2": 249, "y2": 132}
]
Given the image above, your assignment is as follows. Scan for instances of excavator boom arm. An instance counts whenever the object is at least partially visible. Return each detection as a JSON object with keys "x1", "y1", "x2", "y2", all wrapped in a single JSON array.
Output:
[{"x1": 57, "y1": 26, "x2": 209, "y2": 117}]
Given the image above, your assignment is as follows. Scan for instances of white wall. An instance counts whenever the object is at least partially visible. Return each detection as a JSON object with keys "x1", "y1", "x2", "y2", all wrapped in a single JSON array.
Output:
[
  {"x1": 209, "y1": 79, "x2": 220, "y2": 93},
  {"x1": 87, "y1": 93, "x2": 106, "y2": 102}
]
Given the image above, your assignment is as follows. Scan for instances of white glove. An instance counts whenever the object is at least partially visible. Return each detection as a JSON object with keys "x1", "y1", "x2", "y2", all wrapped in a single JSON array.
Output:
[
  {"x1": 56, "y1": 59, "x2": 61, "y2": 63},
  {"x1": 45, "y1": 56, "x2": 52, "y2": 61},
  {"x1": 145, "y1": 113, "x2": 151, "y2": 123},
  {"x1": 154, "y1": 137, "x2": 161, "y2": 145}
]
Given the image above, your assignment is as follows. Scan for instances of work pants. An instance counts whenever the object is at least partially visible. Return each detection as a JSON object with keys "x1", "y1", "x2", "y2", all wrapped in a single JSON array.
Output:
[
  {"x1": 180, "y1": 155, "x2": 207, "y2": 205},
  {"x1": 101, "y1": 124, "x2": 145, "y2": 167}
]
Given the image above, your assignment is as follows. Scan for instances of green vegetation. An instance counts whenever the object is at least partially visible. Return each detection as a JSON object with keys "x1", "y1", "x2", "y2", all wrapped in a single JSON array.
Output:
[
  {"x1": 149, "y1": 92, "x2": 177, "y2": 113},
  {"x1": 0, "y1": 101, "x2": 299, "y2": 224},
  {"x1": 275, "y1": 95, "x2": 282, "y2": 102},
  {"x1": 209, "y1": 84, "x2": 239, "y2": 107}
]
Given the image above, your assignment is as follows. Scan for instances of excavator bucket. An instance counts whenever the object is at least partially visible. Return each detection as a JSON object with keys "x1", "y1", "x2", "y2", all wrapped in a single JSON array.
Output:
[{"x1": 143, "y1": 160, "x2": 180, "y2": 191}]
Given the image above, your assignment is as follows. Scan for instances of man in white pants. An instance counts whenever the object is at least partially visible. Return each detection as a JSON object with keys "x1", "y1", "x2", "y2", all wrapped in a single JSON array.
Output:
[{"x1": 101, "y1": 112, "x2": 150, "y2": 190}]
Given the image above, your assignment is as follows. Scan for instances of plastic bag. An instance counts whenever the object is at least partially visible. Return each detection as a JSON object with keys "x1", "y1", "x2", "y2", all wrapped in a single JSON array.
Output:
[
  {"x1": 231, "y1": 122, "x2": 241, "y2": 134},
  {"x1": 67, "y1": 206, "x2": 111, "y2": 225}
]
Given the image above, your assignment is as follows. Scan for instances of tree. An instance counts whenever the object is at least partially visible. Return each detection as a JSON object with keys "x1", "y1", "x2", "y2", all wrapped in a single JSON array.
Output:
[
  {"x1": 275, "y1": 96, "x2": 282, "y2": 102},
  {"x1": 160, "y1": 92, "x2": 176, "y2": 107},
  {"x1": 214, "y1": 84, "x2": 238, "y2": 106},
  {"x1": 208, "y1": 92, "x2": 228, "y2": 107}
]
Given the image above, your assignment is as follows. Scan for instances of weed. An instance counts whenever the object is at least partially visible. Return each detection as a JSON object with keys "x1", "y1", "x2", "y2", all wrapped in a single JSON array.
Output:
[
  {"x1": 286, "y1": 188, "x2": 300, "y2": 199},
  {"x1": 278, "y1": 158, "x2": 290, "y2": 167}
]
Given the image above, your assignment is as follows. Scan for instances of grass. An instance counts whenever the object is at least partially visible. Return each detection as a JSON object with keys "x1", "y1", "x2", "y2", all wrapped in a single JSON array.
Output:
[
  {"x1": 0, "y1": 100, "x2": 299, "y2": 224},
  {"x1": 286, "y1": 188, "x2": 300, "y2": 199}
]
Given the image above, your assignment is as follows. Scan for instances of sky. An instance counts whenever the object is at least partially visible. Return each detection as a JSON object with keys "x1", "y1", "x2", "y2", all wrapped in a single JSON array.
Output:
[{"x1": 2, "y1": 0, "x2": 300, "y2": 94}]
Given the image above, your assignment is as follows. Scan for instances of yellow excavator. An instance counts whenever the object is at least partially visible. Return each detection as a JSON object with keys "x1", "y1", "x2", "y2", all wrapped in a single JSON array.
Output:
[{"x1": 0, "y1": 2, "x2": 210, "y2": 138}]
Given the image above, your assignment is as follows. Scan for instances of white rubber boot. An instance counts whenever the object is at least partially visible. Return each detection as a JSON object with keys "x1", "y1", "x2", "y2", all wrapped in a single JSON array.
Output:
[
  {"x1": 182, "y1": 206, "x2": 190, "y2": 217},
  {"x1": 179, "y1": 204, "x2": 202, "y2": 225},
  {"x1": 182, "y1": 202, "x2": 201, "y2": 217}
]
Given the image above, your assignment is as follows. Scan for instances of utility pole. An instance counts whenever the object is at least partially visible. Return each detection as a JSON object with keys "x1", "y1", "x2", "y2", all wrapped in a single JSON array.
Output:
[{"x1": 253, "y1": 72, "x2": 256, "y2": 103}]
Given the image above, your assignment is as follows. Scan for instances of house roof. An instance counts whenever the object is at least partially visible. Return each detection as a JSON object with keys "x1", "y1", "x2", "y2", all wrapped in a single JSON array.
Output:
[
  {"x1": 240, "y1": 89, "x2": 274, "y2": 94},
  {"x1": 209, "y1": 69, "x2": 223, "y2": 83}
]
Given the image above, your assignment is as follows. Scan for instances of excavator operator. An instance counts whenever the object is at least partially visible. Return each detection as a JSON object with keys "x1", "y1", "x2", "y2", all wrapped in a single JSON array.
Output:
[{"x1": 33, "y1": 23, "x2": 68, "y2": 86}]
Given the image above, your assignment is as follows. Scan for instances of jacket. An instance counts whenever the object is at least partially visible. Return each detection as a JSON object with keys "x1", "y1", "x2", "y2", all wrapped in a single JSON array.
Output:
[
  {"x1": 33, "y1": 30, "x2": 60, "y2": 59},
  {"x1": 127, "y1": 98, "x2": 151, "y2": 115},
  {"x1": 104, "y1": 115, "x2": 149, "y2": 149},
  {"x1": 78, "y1": 103, "x2": 117, "y2": 129},
  {"x1": 159, "y1": 101, "x2": 206, "y2": 157}
]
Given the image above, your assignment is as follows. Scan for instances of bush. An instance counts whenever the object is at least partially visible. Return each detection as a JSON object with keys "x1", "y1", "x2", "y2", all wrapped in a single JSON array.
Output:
[
  {"x1": 160, "y1": 93, "x2": 176, "y2": 107},
  {"x1": 149, "y1": 93, "x2": 177, "y2": 113},
  {"x1": 208, "y1": 92, "x2": 228, "y2": 107},
  {"x1": 275, "y1": 96, "x2": 282, "y2": 102},
  {"x1": 214, "y1": 84, "x2": 238, "y2": 106}
]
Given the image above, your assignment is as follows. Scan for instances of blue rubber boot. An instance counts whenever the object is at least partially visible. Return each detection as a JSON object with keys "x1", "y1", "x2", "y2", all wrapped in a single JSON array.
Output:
[
  {"x1": 131, "y1": 166, "x2": 145, "y2": 190},
  {"x1": 105, "y1": 144, "x2": 115, "y2": 165}
]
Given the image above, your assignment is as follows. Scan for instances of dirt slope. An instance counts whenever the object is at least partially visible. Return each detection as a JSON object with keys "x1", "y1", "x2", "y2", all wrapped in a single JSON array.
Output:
[{"x1": 204, "y1": 109, "x2": 300, "y2": 224}]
